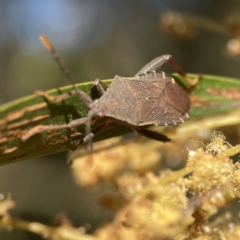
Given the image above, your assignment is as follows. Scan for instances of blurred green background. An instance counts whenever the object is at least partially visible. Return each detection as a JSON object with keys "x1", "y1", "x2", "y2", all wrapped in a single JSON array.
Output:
[{"x1": 1, "y1": 0, "x2": 240, "y2": 239}]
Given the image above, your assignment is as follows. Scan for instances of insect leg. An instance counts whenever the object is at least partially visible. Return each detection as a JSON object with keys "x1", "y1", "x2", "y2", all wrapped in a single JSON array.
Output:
[
  {"x1": 131, "y1": 126, "x2": 171, "y2": 142},
  {"x1": 72, "y1": 119, "x2": 113, "y2": 150},
  {"x1": 21, "y1": 117, "x2": 88, "y2": 141},
  {"x1": 35, "y1": 89, "x2": 89, "y2": 103},
  {"x1": 135, "y1": 55, "x2": 199, "y2": 86},
  {"x1": 93, "y1": 78, "x2": 106, "y2": 96},
  {"x1": 135, "y1": 55, "x2": 171, "y2": 76}
]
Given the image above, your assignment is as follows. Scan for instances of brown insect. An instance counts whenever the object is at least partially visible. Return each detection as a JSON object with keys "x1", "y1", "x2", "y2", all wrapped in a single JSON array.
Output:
[{"x1": 22, "y1": 35, "x2": 198, "y2": 150}]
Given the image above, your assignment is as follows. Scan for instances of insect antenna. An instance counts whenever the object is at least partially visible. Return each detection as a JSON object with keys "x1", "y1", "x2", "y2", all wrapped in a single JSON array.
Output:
[{"x1": 39, "y1": 34, "x2": 92, "y2": 107}]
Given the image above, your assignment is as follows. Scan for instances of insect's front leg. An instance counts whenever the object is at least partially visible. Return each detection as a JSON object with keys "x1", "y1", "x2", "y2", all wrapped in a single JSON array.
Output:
[
  {"x1": 93, "y1": 79, "x2": 107, "y2": 95},
  {"x1": 35, "y1": 89, "x2": 80, "y2": 103},
  {"x1": 91, "y1": 79, "x2": 112, "y2": 99},
  {"x1": 35, "y1": 87, "x2": 94, "y2": 108}
]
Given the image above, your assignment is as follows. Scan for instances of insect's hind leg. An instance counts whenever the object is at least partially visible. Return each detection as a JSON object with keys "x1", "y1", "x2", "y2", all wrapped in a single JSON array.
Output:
[
  {"x1": 131, "y1": 126, "x2": 170, "y2": 142},
  {"x1": 135, "y1": 55, "x2": 170, "y2": 77},
  {"x1": 135, "y1": 55, "x2": 199, "y2": 86}
]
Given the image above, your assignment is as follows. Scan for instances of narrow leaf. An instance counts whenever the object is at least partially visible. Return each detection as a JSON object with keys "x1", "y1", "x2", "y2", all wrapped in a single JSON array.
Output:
[{"x1": 0, "y1": 74, "x2": 240, "y2": 164}]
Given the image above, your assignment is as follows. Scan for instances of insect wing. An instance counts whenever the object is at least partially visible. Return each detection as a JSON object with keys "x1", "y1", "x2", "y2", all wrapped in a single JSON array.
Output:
[
  {"x1": 128, "y1": 76, "x2": 190, "y2": 126},
  {"x1": 163, "y1": 81, "x2": 190, "y2": 114}
]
